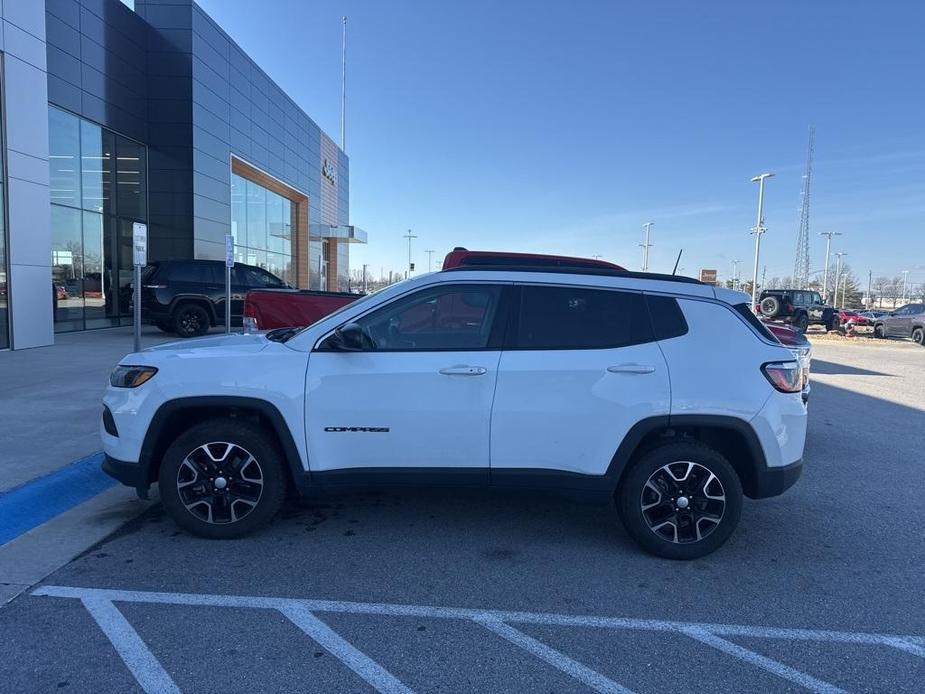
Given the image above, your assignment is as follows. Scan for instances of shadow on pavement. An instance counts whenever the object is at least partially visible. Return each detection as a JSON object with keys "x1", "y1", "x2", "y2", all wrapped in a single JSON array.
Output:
[{"x1": 810, "y1": 359, "x2": 891, "y2": 376}]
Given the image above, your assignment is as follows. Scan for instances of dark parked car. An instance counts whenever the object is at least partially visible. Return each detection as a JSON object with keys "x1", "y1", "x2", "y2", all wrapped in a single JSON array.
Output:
[
  {"x1": 756, "y1": 289, "x2": 838, "y2": 332},
  {"x1": 139, "y1": 260, "x2": 287, "y2": 337},
  {"x1": 873, "y1": 303, "x2": 925, "y2": 345}
]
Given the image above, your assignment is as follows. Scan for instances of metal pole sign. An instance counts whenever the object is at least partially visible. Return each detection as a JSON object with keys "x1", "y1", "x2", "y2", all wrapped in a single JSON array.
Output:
[
  {"x1": 132, "y1": 222, "x2": 147, "y2": 353},
  {"x1": 225, "y1": 234, "x2": 234, "y2": 333}
]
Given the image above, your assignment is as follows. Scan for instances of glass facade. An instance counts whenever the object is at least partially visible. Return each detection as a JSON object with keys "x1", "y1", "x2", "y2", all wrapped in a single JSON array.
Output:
[
  {"x1": 49, "y1": 106, "x2": 147, "y2": 332},
  {"x1": 230, "y1": 173, "x2": 292, "y2": 285},
  {"x1": 0, "y1": 90, "x2": 6, "y2": 348}
]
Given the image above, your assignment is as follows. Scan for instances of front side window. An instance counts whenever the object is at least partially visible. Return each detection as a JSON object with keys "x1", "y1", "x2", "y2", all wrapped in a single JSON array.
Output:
[
  {"x1": 235, "y1": 265, "x2": 283, "y2": 288},
  {"x1": 515, "y1": 286, "x2": 652, "y2": 350},
  {"x1": 355, "y1": 284, "x2": 502, "y2": 351}
]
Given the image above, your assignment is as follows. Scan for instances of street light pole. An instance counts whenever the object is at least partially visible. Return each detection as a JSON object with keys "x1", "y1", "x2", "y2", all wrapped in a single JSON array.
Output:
[
  {"x1": 834, "y1": 251, "x2": 847, "y2": 309},
  {"x1": 901, "y1": 269, "x2": 909, "y2": 304},
  {"x1": 640, "y1": 222, "x2": 654, "y2": 271},
  {"x1": 866, "y1": 270, "x2": 872, "y2": 308},
  {"x1": 402, "y1": 229, "x2": 417, "y2": 278},
  {"x1": 362, "y1": 263, "x2": 368, "y2": 293},
  {"x1": 819, "y1": 231, "x2": 841, "y2": 303},
  {"x1": 749, "y1": 173, "x2": 775, "y2": 309},
  {"x1": 425, "y1": 249, "x2": 435, "y2": 273},
  {"x1": 731, "y1": 259, "x2": 742, "y2": 291}
]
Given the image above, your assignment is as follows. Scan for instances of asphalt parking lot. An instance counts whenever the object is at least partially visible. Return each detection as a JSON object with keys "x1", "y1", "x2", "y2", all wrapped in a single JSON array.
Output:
[{"x1": 2, "y1": 340, "x2": 923, "y2": 693}]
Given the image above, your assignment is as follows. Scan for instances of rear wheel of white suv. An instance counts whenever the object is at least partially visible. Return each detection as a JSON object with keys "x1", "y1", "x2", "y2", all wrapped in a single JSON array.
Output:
[
  {"x1": 618, "y1": 441, "x2": 742, "y2": 559},
  {"x1": 159, "y1": 419, "x2": 286, "y2": 539}
]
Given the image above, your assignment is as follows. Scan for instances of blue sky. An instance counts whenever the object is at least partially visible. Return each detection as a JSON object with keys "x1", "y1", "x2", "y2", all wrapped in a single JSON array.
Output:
[{"x1": 197, "y1": 0, "x2": 925, "y2": 286}]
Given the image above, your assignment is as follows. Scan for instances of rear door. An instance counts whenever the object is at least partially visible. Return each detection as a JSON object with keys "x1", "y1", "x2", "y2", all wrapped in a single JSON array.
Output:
[{"x1": 490, "y1": 285, "x2": 670, "y2": 477}]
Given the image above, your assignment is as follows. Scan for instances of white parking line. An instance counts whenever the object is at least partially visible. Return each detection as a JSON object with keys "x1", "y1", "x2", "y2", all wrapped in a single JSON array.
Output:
[
  {"x1": 681, "y1": 626, "x2": 847, "y2": 694},
  {"x1": 81, "y1": 597, "x2": 180, "y2": 694},
  {"x1": 33, "y1": 585, "x2": 925, "y2": 694},
  {"x1": 280, "y1": 603, "x2": 414, "y2": 694},
  {"x1": 476, "y1": 617, "x2": 634, "y2": 694}
]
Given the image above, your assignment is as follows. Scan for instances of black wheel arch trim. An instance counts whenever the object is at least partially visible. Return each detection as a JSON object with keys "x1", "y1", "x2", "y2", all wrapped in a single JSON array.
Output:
[
  {"x1": 137, "y1": 396, "x2": 309, "y2": 494},
  {"x1": 604, "y1": 414, "x2": 773, "y2": 499},
  {"x1": 169, "y1": 296, "x2": 218, "y2": 324}
]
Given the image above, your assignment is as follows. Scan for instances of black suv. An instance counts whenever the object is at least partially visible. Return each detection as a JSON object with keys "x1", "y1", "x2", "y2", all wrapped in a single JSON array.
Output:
[
  {"x1": 757, "y1": 289, "x2": 838, "y2": 332},
  {"x1": 139, "y1": 260, "x2": 287, "y2": 337}
]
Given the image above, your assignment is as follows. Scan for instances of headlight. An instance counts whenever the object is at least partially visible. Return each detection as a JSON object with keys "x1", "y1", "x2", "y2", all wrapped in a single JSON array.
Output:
[{"x1": 110, "y1": 365, "x2": 158, "y2": 388}]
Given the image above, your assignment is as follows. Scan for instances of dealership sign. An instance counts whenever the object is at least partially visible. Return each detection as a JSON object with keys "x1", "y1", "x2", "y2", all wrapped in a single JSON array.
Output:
[
  {"x1": 699, "y1": 269, "x2": 718, "y2": 285},
  {"x1": 322, "y1": 158, "x2": 337, "y2": 185}
]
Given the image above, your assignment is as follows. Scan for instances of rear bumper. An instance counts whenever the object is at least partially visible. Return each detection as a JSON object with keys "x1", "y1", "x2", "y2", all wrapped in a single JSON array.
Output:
[{"x1": 751, "y1": 459, "x2": 802, "y2": 499}]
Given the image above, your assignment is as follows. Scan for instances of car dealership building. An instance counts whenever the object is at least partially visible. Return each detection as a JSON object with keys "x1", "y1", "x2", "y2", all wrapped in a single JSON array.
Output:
[{"x1": 0, "y1": 0, "x2": 363, "y2": 350}]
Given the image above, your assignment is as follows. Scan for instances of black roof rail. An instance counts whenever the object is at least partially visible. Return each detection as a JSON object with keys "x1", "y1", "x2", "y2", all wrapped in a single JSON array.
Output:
[{"x1": 442, "y1": 264, "x2": 704, "y2": 284}]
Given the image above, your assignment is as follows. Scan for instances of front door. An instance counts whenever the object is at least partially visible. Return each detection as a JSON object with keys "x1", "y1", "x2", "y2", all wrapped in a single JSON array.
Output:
[
  {"x1": 490, "y1": 286, "x2": 670, "y2": 477},
  {"x1": 885, "y1": 305, "x2": 911, "y2": 337},
  {"x1": 305, "y1": 283, "x2": 508, "y2": 476}
]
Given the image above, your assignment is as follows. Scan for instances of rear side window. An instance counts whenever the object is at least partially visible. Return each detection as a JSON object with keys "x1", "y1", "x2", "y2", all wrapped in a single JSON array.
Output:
[
  {"x1": 166, "y1": 263, "x2": 209, "y2": 284},
  {"x1": 645, "y1": 295, "x2": 688, "y2": 340},
  {"x1": 514, "y1": 286, "x2": 652, "y2": 350},
  {"x1": 733, "y1": 303, "x2": 777, "y2": 341}
]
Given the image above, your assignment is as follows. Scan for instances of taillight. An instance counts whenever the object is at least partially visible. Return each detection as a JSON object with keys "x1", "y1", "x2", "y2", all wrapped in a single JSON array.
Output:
[
  {"x1": 762, "y1": 361, "x2": 803, "y2": 393},
  {"x1": 243, "y1": 301, "x2": 258, "y2": 332}
]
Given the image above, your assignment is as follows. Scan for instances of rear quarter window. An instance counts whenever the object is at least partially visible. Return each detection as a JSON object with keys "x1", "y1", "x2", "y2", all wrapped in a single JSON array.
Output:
[
  {"x1": 733, "y1": 302, "x2": 777, "y2": 341},
  {"x1": 645, "y1": 295, "x2": 688, "y2": 340}
]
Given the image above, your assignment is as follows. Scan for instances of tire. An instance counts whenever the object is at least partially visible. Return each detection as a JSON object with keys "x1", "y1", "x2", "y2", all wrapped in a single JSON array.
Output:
[
  {"x1": 827, "y1": 315, "x2": 840, "y2": 332},
  {"x1": 913, "y1": 327, "x2": 924, "y2": 346},
  {"x1": 758, "y1": 296, "x2": 780, "y2": 318},
  {"x1": 874, "y1": 324, "x2": 886, "y2": 339},
  {"x1": 171, "y1": 303, "x2": 210, "y2": 338},
  {"x1": 794, "y1": 313, "x2": 809, "y2": 333},
  {"x1": 618, "y1": 440, "x2": 743, "y2": 560},
  {"x1": 159, "y1": 419, "x2": 287, "y2": 539}
]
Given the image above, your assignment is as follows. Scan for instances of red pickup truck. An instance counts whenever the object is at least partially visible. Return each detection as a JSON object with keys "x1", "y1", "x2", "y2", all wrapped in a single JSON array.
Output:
[{"x1": 243, "y1": 289, "x2": 359, "y2": 331}]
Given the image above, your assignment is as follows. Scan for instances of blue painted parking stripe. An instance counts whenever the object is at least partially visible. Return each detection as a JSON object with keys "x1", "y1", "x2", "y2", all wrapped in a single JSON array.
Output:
[{"x1": 0, "y1": 452, "x2": 115, "y2": 546}]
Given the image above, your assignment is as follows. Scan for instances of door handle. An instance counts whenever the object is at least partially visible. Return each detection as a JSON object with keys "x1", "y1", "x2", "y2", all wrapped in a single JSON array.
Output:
[
  {"x1": 607, "y1": 364, "x2": 656, "y2": 375},
  {"x1": 439, "y1": 366, "x2": 487, "y2": 376}
]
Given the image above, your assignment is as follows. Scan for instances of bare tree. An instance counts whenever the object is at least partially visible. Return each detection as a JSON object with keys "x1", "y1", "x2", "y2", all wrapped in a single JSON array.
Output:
[
  {"x1": 884, "y1": 276, "x2": 904, "y2": 308},
  {"x1": 873, "y1": 276, "x2": 889, "y2": 308}
]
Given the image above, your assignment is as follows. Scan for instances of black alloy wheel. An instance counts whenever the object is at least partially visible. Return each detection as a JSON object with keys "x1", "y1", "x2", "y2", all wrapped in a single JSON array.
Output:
[
  {"x1": 619, "y1": 441, "x2": 743, "y2": 559},
  {"x1": 172, "y1": 304, "x2": 210, "y2": 338},
  {"x1": 639, "y1": 462, "x2": 726, "y2": 544},
  {"x1": 874, "y1": 324, "x2": 886, "y2": 339},
  {"x1": 913, "y1": 327, "x2": 924, "y2": 346},
  {"x1": 160, "y1": 419, "x2": 286, "y2": 538},
  {"x1": 794, "y1": 313, "x2": 810, "y2": 333},
  {"x1": 176, "y1": 442, "x2": 264, "y2": 525}
]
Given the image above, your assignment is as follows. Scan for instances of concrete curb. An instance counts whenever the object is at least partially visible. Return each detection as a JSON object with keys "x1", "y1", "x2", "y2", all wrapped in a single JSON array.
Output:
[{"x1": 0, "y1": 486, "x2": 158, "y2": 607}]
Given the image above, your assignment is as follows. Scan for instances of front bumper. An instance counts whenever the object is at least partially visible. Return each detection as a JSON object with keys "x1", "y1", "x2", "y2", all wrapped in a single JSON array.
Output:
[
  {"x1": 751, "y1": 459, "x2": 803, "y2": 498},
  {"x1": 102, "y1": 454, "x2": 150, "y2": 496}
]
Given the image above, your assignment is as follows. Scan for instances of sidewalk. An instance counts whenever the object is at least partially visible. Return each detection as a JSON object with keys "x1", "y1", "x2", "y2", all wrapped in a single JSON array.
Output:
[{"x1": 0, "y1": 326, "x2": 184, "y2": 493}]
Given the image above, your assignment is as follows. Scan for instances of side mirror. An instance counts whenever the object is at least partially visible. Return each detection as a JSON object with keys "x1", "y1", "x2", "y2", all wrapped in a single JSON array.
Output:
[{"x1": 325, "y1": 322, "x2": 370, "y2": 351}]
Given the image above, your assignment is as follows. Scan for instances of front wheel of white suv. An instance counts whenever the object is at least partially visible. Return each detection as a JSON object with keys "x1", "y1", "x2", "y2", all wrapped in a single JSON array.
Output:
[
  {"x1": 618, "y1": 441, "x2": 743, "y2": 559},
  {"x1": 159, "y1": 419, "x2": 286, "y2": 539}
]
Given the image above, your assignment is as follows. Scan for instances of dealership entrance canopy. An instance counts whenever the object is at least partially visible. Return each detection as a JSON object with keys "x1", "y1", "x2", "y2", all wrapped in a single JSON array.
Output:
[{"x1": 0, "y1": 0, "x2": 364, "y2": 350}]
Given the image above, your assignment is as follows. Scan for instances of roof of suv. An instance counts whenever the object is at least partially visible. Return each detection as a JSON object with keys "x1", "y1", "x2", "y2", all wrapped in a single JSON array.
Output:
[{"x1": 442, "y1": 248, "x2": 626, "y2": 271}]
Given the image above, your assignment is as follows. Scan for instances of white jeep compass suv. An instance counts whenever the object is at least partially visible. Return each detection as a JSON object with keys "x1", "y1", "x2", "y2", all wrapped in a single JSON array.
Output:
[{"x1": 102, "y1": 256, "x2": 807, "y2": 559}]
